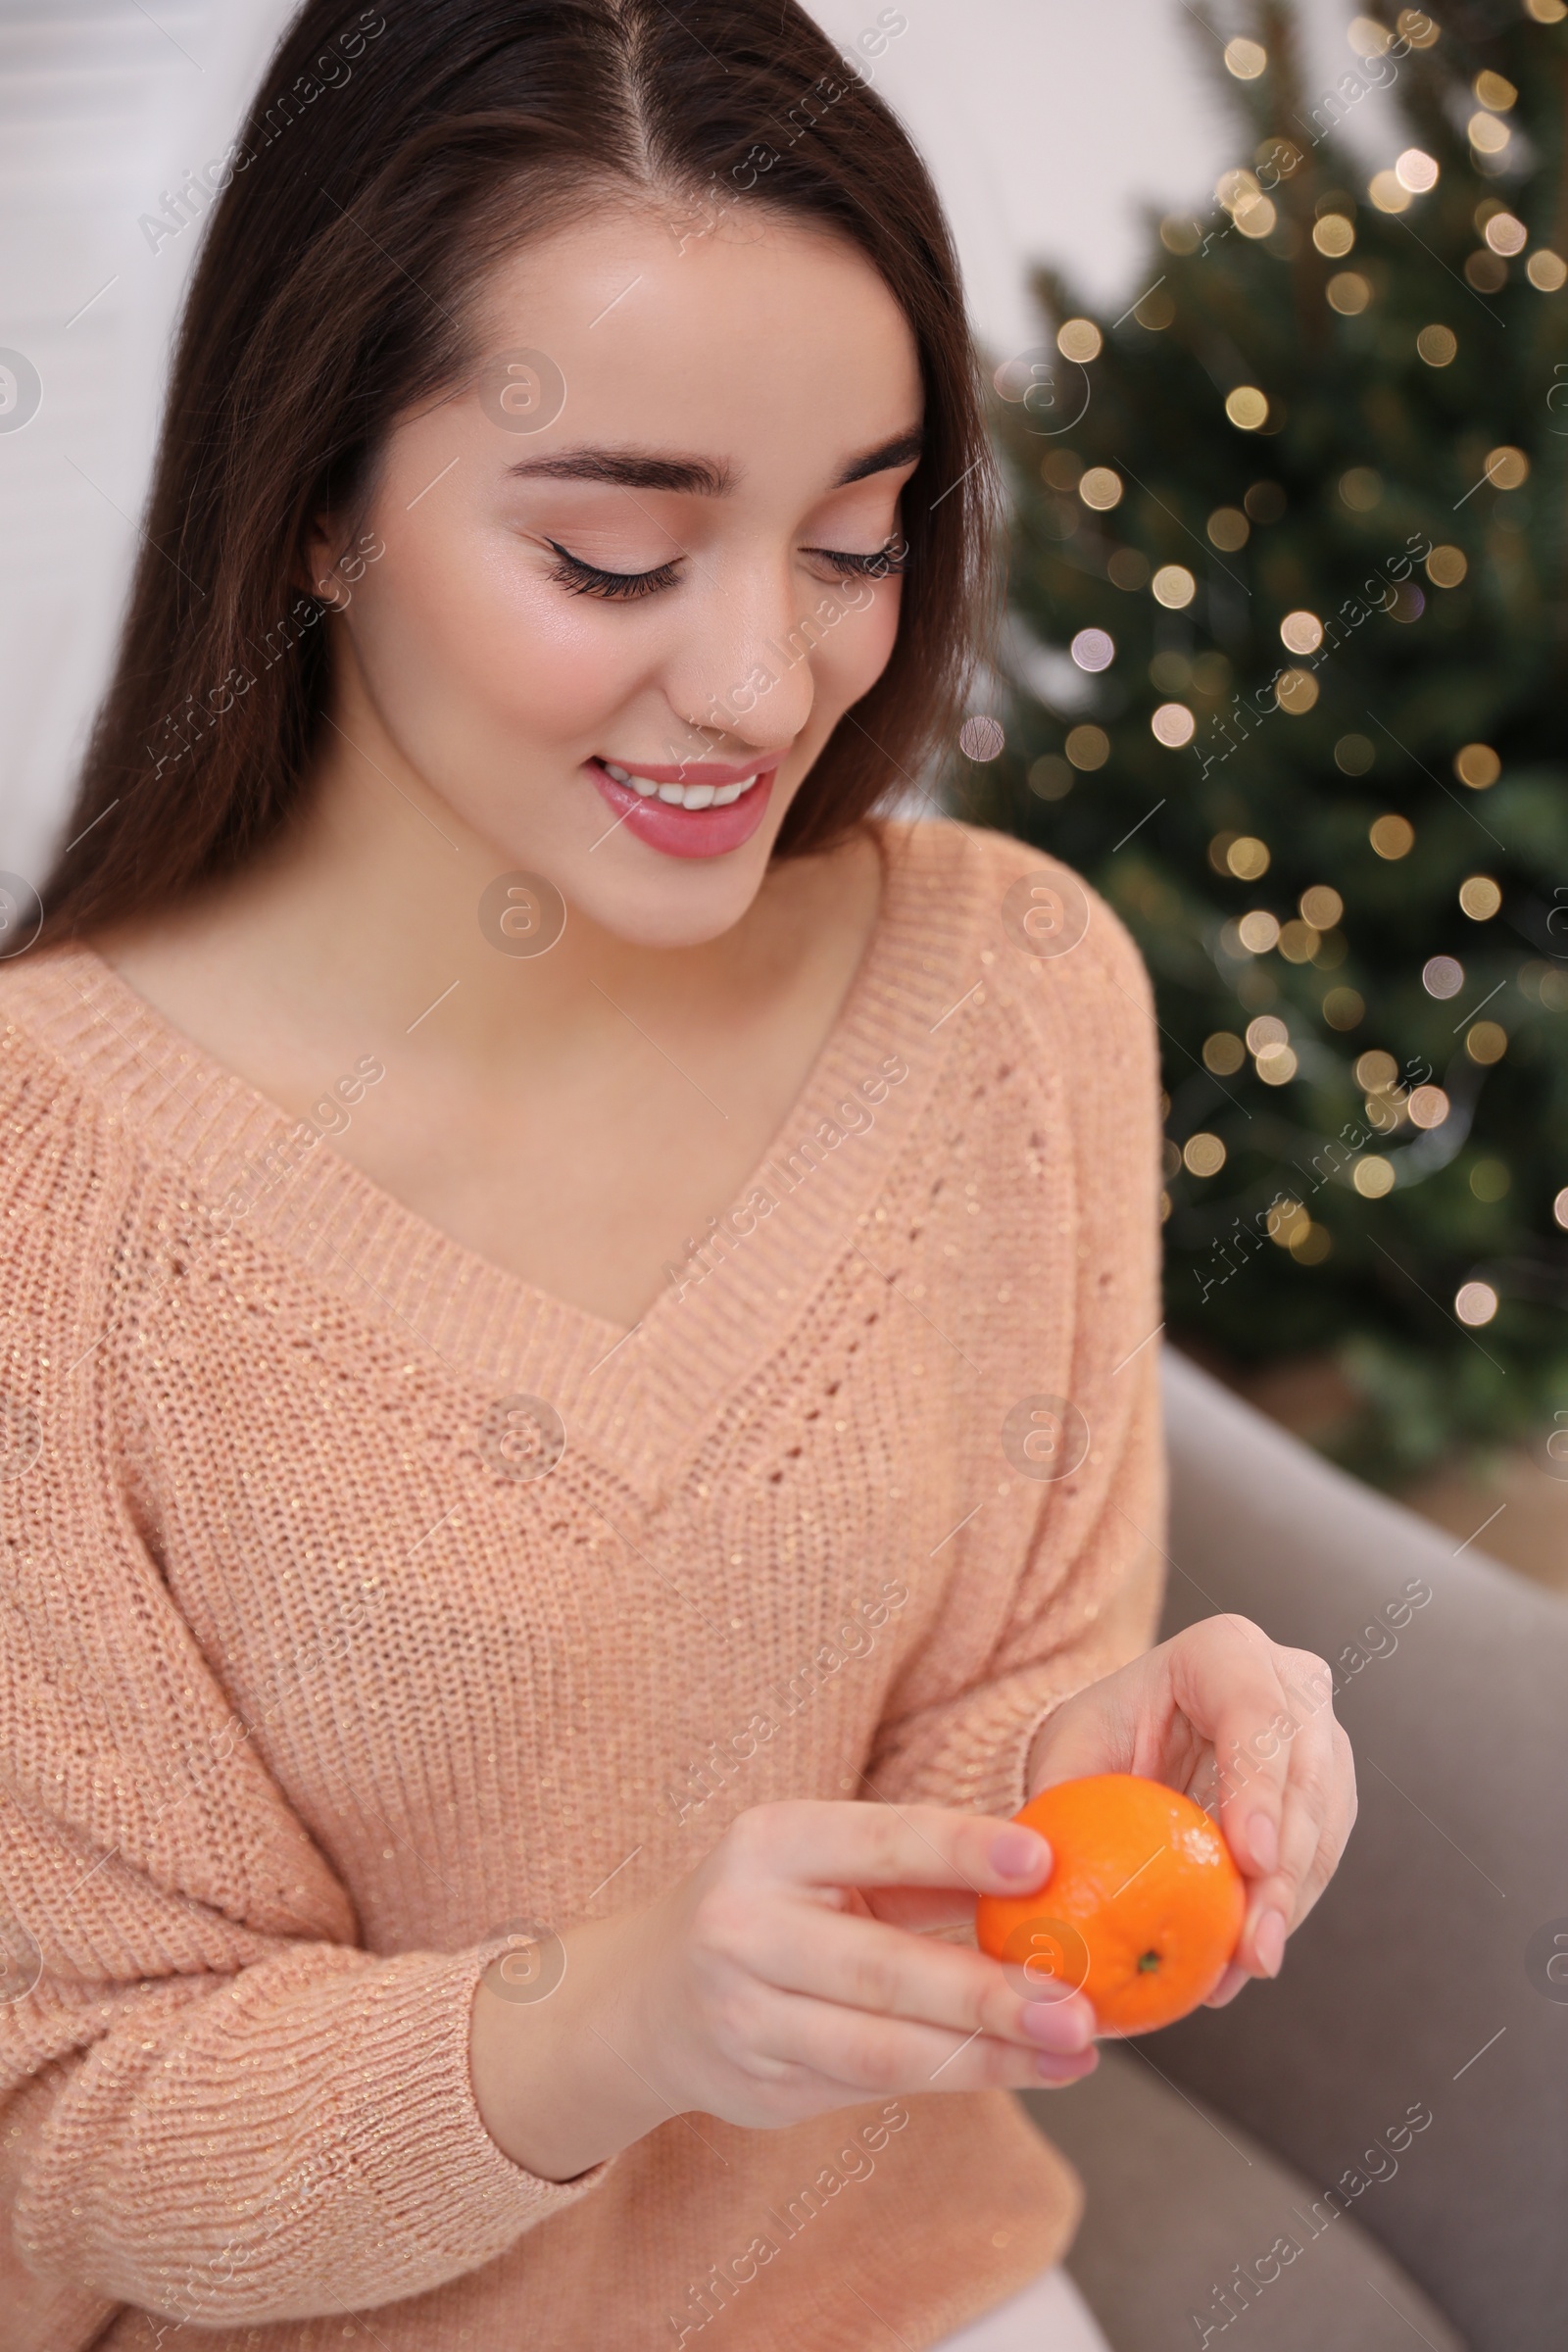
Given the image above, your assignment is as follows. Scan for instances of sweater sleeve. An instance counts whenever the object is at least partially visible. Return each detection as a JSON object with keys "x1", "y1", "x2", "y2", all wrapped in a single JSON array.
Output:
[
  {"x1": 0, "y1": 1045, "x2": 617, "y2": 2337},
  {"x1": 864, "y1": 855, "x2": 1169, "y2": 1827}
]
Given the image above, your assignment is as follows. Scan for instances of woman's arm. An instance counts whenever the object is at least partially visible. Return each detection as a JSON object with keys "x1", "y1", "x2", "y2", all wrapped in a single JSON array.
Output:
[
  {"x1": 0, "y1": 1055, "x2": 616, "y2": 2336},
  {"x1": 467, "y1": 1793, "x2": 1101, "y2": 2184}
]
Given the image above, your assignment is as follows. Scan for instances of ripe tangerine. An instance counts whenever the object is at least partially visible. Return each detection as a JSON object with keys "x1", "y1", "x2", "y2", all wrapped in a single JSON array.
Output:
[{"x1": 976, "y1": 1772, "x2": 1246, "y2": 2035}]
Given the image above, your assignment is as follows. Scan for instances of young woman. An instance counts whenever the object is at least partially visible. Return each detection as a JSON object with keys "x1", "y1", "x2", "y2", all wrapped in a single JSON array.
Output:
[{"x1": 0, "y1": 4, "x2": 1354, "y2": 2346}]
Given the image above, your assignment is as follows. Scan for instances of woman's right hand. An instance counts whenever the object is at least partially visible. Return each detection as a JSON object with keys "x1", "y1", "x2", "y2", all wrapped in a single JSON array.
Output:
[{"x1": 470, "y1": 1798, "x2": 1099, "y2": 2182}]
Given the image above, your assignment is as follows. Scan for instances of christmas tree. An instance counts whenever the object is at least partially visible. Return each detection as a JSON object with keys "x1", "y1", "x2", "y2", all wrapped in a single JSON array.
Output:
[{"x1": 970, "y1": 0, "x2": 1568, "y2": 1482}]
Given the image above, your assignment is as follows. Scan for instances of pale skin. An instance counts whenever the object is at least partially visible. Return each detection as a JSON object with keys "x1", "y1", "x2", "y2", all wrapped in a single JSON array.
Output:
[{"x1": 95, "y1": 201, "x2": 1356, "y2": 2181}]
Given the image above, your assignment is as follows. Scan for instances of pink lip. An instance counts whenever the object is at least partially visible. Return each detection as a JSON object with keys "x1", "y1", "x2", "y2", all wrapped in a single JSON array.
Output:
[{"x1": 587, "y1": 760, "x2": 779, "y2": 860}]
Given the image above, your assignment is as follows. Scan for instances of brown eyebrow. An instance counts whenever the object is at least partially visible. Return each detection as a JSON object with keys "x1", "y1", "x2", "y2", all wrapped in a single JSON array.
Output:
[{"x1": 504, "y1": 429, "x2": 924, "y2": 498}]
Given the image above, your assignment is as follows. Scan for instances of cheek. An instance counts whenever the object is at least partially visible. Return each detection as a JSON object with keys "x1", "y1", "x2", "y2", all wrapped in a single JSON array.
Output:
[
  {"x1": 349, "y1": 517, "x2": 647, "y2": 753},
  {"x1": 812, "y1": 584, "x2": 903, "y2": 710}
]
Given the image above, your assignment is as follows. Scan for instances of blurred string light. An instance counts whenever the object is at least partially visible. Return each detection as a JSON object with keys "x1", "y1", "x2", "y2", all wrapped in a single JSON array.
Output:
[
  {"x1": 958, "y1": 715, "x2": 1005, "y2": 760},
  {"x1": 1070, "y1": 627, "x2": 1115, "y2": 672},
  {"x1": 1225, "y1": 385, "x2": 1269, "y2": 430},
  {"x1": 1423, "y1": 956, "x2": 1464, "y2": 1000},
  {"x1": 1396, "y1": 148, "x2": 1440, "y2": 193},
  {"x1": 1216, "y1": 167, "x2": 1275, "y2": 240},
  {"x1": 1028, "y1": 754, "x2": 1073, "y2": 802},
  {"x1": 1454, "y1": 742, "x2": 1500, "y2": 789},
  {"x1": 1279, "y1": 611, "x2": 1323, "y2": 655},
  {"x1": 1064, "y1": 724, "x2": 1108, "y2": 770},
  {"x1": 1458, "y1": 874, "x2": 1501, "y2": 919},
  {"x1": 1224, "y1": 834, "x2": 1269, "y2": 879},
  {"x1": 1455, "y1": 1281, "x2": 1498, "y2": 1327},
  {"x1": 1078, "y1": 466, "x2": 1122, "y2": 511},
  {"x1": 1151, "y1": 703, "x2": 1196, "y2": 747},
  {"x1": 1369, "y1": 814, "x2": 1414, "y2": 858},
  {"x1": 1152, "y1": 564, "x2": 1196, "y2": 609},
  {"x1": 1408, "y1": 1085, "x2": 1450, "y2": 1130},
  {"x1": 1416, "y1": 323, "x2": 1457, "y2": 366},
  {"x1": 1223, "y1": 36, "x2": 1266, "y2": 78},
  {"x1": 1313, "y1": 215, "x2": 1355, "y2": 257},
  {"x1": 1056, "y1": 318, "x2": 1102, "y2": 364}
]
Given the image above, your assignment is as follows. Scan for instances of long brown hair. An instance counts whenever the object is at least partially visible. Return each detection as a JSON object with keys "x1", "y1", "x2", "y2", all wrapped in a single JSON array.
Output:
[{"x1": 36, "y1": 0, "x2": 997, "y2": 950}]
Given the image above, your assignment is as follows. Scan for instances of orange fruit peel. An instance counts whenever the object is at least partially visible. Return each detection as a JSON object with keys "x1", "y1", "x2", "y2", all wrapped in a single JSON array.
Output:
[{"x1": 975, "y1": 1772, "x2": 1247, "y2": 2035}]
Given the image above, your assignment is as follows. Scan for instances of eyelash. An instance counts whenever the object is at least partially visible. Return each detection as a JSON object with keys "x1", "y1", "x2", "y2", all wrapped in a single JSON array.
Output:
[{"x1": 543, "y1": 536, "x2": 910, "y2": 603}]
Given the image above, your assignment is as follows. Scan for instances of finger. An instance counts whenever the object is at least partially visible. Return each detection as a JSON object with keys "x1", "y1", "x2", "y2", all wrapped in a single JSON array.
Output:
[
  {"x1": 1202, "y1": 1960, "x2": 1250, "y2": 2008},
  {"x1": 1223, "y1": 1651, "x2": 1349, "y2": 1975},
  {"x1": 1258, "y1": 1708, "x2": 1357, "y2": 1950},
  {"x1": 752, "y1": 1900, "x2": 1096, "y2": 2057},
  {"x1": 729, "y1": 1798, "x2": 1054, "y2": 1902},
  {"x1": 1171, "y1": 1616, "x2": 1315, "y2": 1889},
  {"x1": 752, "y1": 1982, "x2": 1102, "y2": 2099},
  {"x1": 859, "y1": 1884, "x2": 982, "y2": 1934}
]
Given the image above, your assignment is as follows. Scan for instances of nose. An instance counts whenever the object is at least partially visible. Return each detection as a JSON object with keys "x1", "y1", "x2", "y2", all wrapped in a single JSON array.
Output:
[{"x1": 661, "y1": 551, "x2": 823, "y2": 761}]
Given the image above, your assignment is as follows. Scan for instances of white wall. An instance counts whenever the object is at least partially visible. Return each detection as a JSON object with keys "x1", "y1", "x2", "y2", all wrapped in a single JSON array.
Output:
[{"x1": 0, "y1": 0, "x2": 1397, "y2": 888}]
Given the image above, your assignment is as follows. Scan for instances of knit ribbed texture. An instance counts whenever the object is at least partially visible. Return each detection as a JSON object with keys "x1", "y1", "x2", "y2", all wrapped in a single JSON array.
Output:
[{"x1": 0, "y1": 819, "x2": 1165, "y2": 2350}]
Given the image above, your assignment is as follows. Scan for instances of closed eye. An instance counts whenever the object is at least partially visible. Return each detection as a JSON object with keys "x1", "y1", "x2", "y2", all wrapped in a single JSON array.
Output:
[
  {"x1": 544, "y1": 532, "x2": 910, "y2": 603},
  {"x1": 544, "y1": 540, "x2": 682, "y2": 601}
]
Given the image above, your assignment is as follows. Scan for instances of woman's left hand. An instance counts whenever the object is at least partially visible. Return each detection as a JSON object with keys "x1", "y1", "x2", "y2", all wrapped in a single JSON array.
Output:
[{"x1": 1023, "y1": 1614, "x2": 1357, "y2": 2006}]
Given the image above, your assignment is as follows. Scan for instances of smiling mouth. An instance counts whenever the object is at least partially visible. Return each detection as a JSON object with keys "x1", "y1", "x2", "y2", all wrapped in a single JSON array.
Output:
[{"x1": 596, "y1": 760, "x2": 767, "y2": 809}]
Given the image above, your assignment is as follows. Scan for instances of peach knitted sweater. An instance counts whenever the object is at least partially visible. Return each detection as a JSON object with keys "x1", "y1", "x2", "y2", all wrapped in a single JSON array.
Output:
[{"x1": 0, "y1": 818, "x2": 1164, "y2": 2352}]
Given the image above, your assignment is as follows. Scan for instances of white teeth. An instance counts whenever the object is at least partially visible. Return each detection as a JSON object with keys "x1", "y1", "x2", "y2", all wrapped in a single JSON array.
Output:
[{"x1": 606, "y1": 765, "x2": 762, "y2": 808}]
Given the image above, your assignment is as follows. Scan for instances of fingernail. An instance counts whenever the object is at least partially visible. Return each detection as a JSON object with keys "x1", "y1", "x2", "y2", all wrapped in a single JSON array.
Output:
[
  {"x1": 991, "y1": 1827, "x2": 1050, "y2": 1880},
  {"x1": 1204, "y1": 1962, "x2": 1250, "y2": 2009},
  {"x1": 1246, "y1": 1811, "x2": 1279, "y2": 1874},
  {"x1": 1254, "y1": 1908, "x2": 1287, "y2": 1977},
  {"x1": 1020, "y1": 1995, "x2": 1094, "y2": 2054},
  {"x1": 1036, "y1": 2046, "x2": 1098, "y2": 2085}
]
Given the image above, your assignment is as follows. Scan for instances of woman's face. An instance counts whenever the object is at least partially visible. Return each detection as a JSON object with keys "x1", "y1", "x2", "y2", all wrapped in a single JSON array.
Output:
[{"x1": 317, "y1": 202, "x2": 924, "y2": 948}]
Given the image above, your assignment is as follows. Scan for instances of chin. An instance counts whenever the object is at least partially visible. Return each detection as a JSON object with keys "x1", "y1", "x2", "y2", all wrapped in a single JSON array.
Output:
[{"x1": 559, "y1": 841, "x2": 777, "y2": 949}]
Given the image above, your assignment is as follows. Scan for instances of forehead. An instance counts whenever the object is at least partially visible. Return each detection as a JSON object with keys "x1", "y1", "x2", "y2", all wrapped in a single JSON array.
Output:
[{"x1": 463, "y1": 200, "x2": 922, "y2": 475}]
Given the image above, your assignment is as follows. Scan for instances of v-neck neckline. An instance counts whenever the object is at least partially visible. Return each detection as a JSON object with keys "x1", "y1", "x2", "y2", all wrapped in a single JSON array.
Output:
[{"x1": 14, "y1": 819, "x2": 989, "y2": 1496}]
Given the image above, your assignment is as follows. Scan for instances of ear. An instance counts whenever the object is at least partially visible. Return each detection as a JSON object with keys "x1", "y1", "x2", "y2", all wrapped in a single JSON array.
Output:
[{"x1": 300, "y1": 511, "x2": 355, "y2": 611}]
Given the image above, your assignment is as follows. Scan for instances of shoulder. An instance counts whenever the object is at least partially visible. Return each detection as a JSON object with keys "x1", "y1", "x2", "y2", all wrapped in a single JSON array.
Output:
[
  {"x1": 0, "y1": 946, "x2": 149, "y2": 1240},
  {"x1": 877, "y1": 814, "x2": 1155, "y2": 1042}
]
